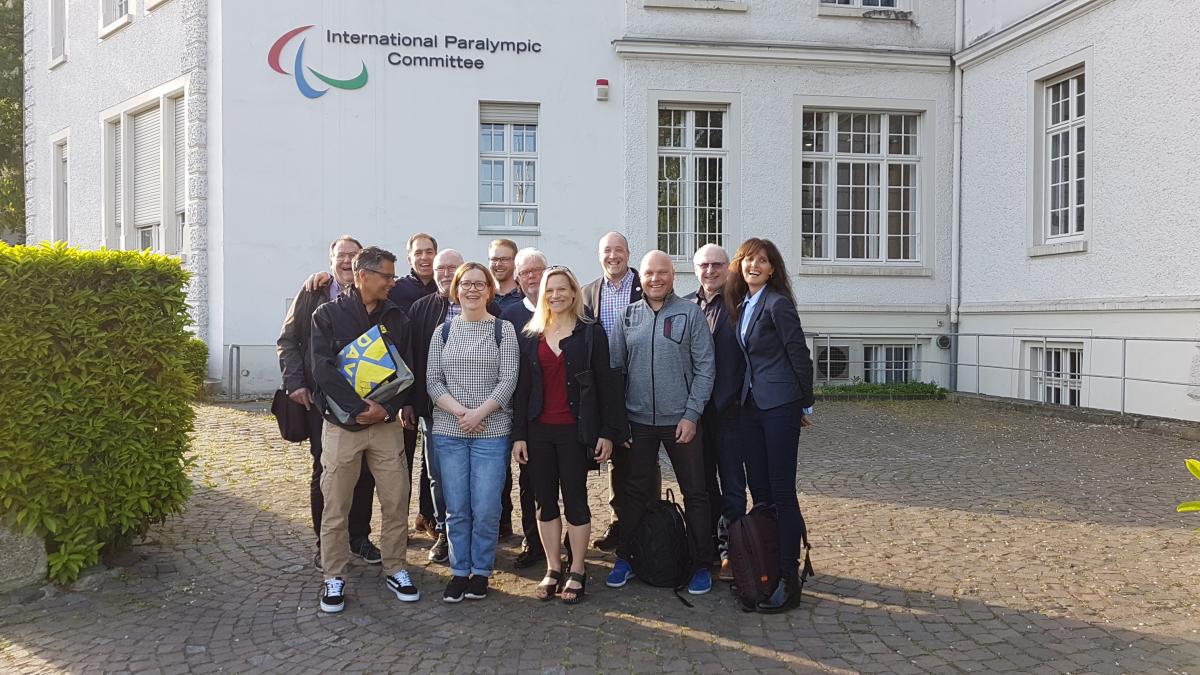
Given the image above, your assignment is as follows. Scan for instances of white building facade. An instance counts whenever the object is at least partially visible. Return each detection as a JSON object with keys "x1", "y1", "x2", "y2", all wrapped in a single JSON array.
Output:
[{"x1": 24, "y1": 0, "x2": 1200, "y2": 420}]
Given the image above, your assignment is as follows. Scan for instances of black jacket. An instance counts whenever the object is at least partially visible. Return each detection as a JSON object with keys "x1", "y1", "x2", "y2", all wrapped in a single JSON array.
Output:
[
  {"x1": 277, "y1": 283, "x2": 329, "y2": 393},
  {"x1": 310, "y1": 287, "x2": 415, "y2": 430},
  {"x1": 388, "y1": 271, "x2": 437, "y2": 314},
  {"x1": 735, "y1": 287, "x2": 815, "y2": 410},
  {"x1": 684, "y1": 289, "x2": 744, "y2": 414},
  {"x1": 408, "y1": 292, "x2": 501, "y2": 420},
  {"x1": 511, "y1": 320, "x2": 628, "y2": 447},
  {"x1": 499, "y1": 300, "x2": 533, "y2": 334},
  {"x1": 581, "y1": 269, "x2": 643, "y2": 326}
]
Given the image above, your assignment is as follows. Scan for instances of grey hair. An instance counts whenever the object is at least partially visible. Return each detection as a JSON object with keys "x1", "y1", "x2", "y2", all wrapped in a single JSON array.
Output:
[
  {"x1": 514, "y1": 247, "x2": 548, "y2": 270},
  {"x1": 352, "y1": 246, "x2": 397, "y2": 272}
]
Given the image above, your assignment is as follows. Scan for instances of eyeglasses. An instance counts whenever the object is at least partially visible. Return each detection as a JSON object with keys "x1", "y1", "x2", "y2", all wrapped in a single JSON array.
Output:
[
  {"x1": 361, "y1": 268, "x2": 398, "y2": 282},
  {"x1": 696, "y1": 262, "x2": 727, "y2": 270},
  {"x1": 517, "y1": 267, "x2": 547, "y2": 279},
  {"x1": 434, "y1": 265, "x2": 458, "y2": 273},
  {"x1": 488, "y1": 256, "x2": 514, "y2": 264},
  {"x1": 458, "y1": 281, "x2": 490, "y2": 291}
]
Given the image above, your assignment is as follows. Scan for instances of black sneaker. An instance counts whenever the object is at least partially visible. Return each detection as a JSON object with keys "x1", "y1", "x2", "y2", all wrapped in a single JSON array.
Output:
[
  {"x1": 385, "y1": 569, "x2": 420, "y2": 603},
  {"x1": 592, "y1": 523, "x2": 620, "y2": 551},
  {"x1": 350, "y1": 538, "x2": 382, "y2": 564},
  {"x1": 443, "y1": 575, "x2": 469, "y2": 603},
  {"x1": 319, "y1": 577, "x2": 345, "y2": 613},
  {"x1": 465, "y1": 574, "x2": 488, "y2": 600},
  {"x1": 513, "y1": 547, "x2": 544, "y2": 569},
  {"x1": 428, "y1": 533, "x2": 449, "y2": 563}
]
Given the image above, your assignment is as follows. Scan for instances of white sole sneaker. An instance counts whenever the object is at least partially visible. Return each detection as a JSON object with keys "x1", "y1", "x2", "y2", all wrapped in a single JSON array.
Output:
[
  {"x1": 319, "y1": 598, "x2": 344, "y2": 613},
  {"x1": 390, "y1": 587, "x2": 420, "y2": 603},
  {"x1": 442, "y1": 594, "x2": 464, "y2": 604}
]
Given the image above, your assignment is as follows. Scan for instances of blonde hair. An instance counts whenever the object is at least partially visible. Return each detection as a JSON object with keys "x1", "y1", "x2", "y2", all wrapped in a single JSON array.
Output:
[
  {"x1": 448, "y1": 262, "x2": 498, "y2": 305},
  {"x1": 524, "y1": 266, "x2": 589, "y2": 337}
]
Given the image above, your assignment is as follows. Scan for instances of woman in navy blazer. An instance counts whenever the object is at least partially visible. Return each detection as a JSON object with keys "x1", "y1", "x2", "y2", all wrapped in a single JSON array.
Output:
[{"x1": 724, "y1": 237, "x2": 815, "y2": 613}]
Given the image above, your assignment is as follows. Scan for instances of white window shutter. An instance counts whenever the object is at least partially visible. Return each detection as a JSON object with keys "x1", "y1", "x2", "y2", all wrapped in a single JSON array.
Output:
[
  {"x1": 132, "y1": 107, "x2": 162, "y2": 227},
  {"x1": 174, "y1": 99, "x2": 186, "y2": 211},
  {"x1": 113, "y1": 123, "x2": 122, "y2": 228}
]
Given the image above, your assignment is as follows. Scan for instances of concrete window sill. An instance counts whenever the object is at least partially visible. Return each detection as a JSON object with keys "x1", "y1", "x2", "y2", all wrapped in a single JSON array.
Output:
[
  {"x1": 99, "y1": 14, "x2": 132, "y2": 40},
  {"x1": 644, "y1": 0, "x2": 749, "y2": 12},
  {"x1": 797, "y1": 264, "x2": 932, "y2": 277},
  {"x1": 817, "y1": 6, "x2": 913, "y2": 21},
  {"x1": 1028, "y1": 240, "x2": 1088, "y2": 257},
  {"x1": 48, "y1": 54, "x2": 67, "y2": 71},
  {"x1": 146, "y1": 0, "x2": 172, "y2": 10}
]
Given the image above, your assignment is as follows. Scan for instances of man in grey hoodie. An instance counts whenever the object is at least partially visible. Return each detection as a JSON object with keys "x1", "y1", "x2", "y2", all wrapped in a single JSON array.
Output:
[{"x1": 605, "y1": 250, "x2": 717, "y2": 595}]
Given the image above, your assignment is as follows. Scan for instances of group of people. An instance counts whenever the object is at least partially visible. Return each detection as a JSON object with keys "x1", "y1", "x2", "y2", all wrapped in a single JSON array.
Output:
[{"x1": 276, "y1": 230, "x2": 815, "y2": 615}]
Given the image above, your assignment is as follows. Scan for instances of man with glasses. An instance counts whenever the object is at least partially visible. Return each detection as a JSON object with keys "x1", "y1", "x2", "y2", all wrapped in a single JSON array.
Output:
[
  {"x1": 489, "y1": 238, "x2": 523, "y2": 315},
  {"x1": 408, "y1": 249, "x2": 501, "y2": 562},
  {"x1": 685, "y1": 243, "x2": 746, "y2": 582},
  {"x1": 278, "y1": 235, "x2": 382, "y2": 570},
  {"x1": 310, "y1": 246, "x2": 420, "y2": 612},
  {"x1": 499, "y1": 248, "x2": 549, "y2": 567}
]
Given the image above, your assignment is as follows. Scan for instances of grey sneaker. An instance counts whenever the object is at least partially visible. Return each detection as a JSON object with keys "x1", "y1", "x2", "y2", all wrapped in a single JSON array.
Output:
[{"x1": 428, "y1": 533, "x2": 449, "y2": 563}]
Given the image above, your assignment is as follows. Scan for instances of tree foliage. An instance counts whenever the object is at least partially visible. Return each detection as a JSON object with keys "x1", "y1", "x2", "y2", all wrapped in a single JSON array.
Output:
[{"x1": 0, "y1": 0, "x2": 23, "y2": 241}]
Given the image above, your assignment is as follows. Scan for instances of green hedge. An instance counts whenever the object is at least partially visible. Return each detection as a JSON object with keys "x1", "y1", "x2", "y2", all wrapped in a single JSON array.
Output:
[
  {"x1": 0, "y1": 242, "x2": 195, "y2": 583},
  {"x1": 815, "y1": 381, "x2": 946, "y2": 399}
]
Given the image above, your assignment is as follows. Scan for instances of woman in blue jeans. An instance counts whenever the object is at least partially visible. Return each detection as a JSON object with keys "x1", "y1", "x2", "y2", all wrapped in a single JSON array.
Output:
[
  {"x1": 725, "y1": 238, "x2": 815, "y2": 613},
  {"x1": 426, "y1": 262, "x2": 520, "y2": 602}
]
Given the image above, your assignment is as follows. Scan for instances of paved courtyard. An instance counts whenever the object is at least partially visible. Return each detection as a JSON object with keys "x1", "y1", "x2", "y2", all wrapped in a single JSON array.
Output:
[{"x1": 2, "y1": 400, "x2": 1199, "y2": 674}]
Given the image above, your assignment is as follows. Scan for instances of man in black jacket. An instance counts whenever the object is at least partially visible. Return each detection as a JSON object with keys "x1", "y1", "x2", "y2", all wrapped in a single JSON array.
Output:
[
  {"x1": 685, "y1": 243, "x2": 749, "y2": 582},
  {"x1": 277, "y1": 235, "x2": 381, "y2": 570},
  {"x1": 310, "y1": 246, "x2": 420, "y2": 613},
  {"x1": 499, "y1": 247, "x2": 548, "y2": 568}
]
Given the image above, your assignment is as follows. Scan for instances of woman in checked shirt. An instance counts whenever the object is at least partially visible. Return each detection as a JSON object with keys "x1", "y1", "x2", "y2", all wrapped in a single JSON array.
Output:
[{"x1": 426, "y1": 262, "x2": 520, "y2": 603}]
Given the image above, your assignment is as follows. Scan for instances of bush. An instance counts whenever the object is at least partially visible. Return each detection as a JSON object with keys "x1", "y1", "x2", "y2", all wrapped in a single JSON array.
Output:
[
  {"x1": 0, "y1": 242, "x2": 194, "y2": 583},
  {"x1": 815, "y1": 381, "x2": 946, "y2": 399},
  {"x1": 182, "y1": 336, "x2": 209, "y2": 399}
]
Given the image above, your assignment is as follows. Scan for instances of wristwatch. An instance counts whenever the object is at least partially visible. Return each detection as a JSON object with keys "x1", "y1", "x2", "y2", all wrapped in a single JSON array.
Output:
[{"x1": 383, "y1": 412, "x2": 395, "y2": 424}]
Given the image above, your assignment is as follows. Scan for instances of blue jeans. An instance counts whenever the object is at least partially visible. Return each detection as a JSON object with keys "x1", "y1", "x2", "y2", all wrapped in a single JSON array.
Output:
[
  {"x1": 422, "y1": 419, "x2": 447, "y2": 530},
  {"x1": 434, "y1": 434, "x2": 510, "y2": 577}
]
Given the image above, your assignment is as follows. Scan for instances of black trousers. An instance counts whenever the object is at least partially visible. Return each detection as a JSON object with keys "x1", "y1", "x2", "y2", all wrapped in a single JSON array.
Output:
[
  {"x1": 502, "y1": 447, "x2": 542, "y2": 550},
  {"x1": 308, "y1": 405, "x2": 374, "y2": 543},
  {"x1": 741, "y1": 397, "x2": 805, "y2": 576},
  {"x1": 613, "y1": 422, "x2": 713, "y2": 565},
  {"x1": 527, "y1": 422, "x2": 591, "y2": 526},
  {"x1": 698, "y1": 407, "x2": 726, "y2": 541}
]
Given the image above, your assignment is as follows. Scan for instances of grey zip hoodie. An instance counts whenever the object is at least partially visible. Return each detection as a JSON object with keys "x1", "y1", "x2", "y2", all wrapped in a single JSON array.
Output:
[{"x1": 609, "y1": 292, "x2": 715, "y2": 426}]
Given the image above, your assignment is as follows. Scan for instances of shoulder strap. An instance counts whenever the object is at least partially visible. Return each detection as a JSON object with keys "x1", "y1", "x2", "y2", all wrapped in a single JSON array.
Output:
[
  {"x1": 441, "y1": 315, "x2": 451, "y2": 342},
  {"x1": 494, "y1": 318, "x2": 504, "y2": 347}
]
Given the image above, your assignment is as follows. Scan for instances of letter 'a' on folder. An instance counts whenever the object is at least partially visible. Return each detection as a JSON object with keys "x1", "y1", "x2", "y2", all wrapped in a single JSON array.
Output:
[{"x1": 338, "y1": 325, "x2": 413, "y2": 400}]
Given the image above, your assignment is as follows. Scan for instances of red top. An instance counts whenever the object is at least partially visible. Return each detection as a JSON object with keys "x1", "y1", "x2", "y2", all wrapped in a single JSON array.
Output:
[{"x1": 537, "y1": 336, "x2": 575, "y2": 425}]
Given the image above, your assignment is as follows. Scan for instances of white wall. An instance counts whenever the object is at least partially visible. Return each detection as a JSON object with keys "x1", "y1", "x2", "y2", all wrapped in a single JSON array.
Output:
[
  {"x1": 963, "y1": 0, "x2": 1058, "y2": 46},
  {"x1": 217, "y1": 1, "x2": 623, "y2": 392},
  {"x1": 25, "y1": 0, "x2": 189, "y2": 246}
]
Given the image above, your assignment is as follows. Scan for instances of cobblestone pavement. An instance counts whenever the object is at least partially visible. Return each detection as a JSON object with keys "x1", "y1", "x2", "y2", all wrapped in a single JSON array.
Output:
[{"x1": 2, "y1": 401, "x2": 1200, "y2": 674}]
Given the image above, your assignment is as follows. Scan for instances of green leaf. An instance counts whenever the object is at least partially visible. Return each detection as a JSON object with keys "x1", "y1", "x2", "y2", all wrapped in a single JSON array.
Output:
[
  {"x1": 1178, "y1": 501, "x2": 1200, "y2": 513},
  {"x1": 1187, "y1": 458, "x2": 1200, "y2": 481}
]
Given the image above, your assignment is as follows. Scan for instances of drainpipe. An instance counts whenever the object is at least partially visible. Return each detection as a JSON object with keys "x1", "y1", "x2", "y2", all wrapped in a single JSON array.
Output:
[{"x1": 949, "y1": 0, "x2": 965, "y2": 390}]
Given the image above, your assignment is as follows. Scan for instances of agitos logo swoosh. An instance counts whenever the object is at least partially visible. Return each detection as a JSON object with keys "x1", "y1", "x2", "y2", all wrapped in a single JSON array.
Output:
[{"x1": 268, "y1": 25, "x2": 368, "y2": 99}]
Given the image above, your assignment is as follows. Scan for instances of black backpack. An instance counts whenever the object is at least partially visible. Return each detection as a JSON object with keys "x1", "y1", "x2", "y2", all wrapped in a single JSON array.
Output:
[
  {"x1": 728, "y1": 503, "x2": 814, "y2": 611},
  {"x1": 629, "y1": 489, "x2": 695, "y2": 606}
]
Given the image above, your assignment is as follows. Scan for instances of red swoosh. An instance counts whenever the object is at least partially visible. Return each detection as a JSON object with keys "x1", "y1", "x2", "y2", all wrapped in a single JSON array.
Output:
[{"x1": 267, "y1": 25, "x2": 313, "y2": 75}]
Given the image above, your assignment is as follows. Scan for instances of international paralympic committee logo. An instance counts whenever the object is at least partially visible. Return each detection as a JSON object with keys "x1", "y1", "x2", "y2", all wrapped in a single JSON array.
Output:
[{"x1": 268, "y1": 25, "x2": 368, "y2": 100}]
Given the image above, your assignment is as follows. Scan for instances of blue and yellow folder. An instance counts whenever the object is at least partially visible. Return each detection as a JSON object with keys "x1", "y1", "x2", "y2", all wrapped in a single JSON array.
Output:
[{"x1": 337, "y1": 325, "x2": 414, "y2": 402}]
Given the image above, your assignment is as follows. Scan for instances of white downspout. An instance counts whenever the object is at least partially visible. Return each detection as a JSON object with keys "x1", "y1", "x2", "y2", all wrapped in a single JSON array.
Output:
[{"x1": 949, "y1": 0, "x2": 965, "y2": 391}]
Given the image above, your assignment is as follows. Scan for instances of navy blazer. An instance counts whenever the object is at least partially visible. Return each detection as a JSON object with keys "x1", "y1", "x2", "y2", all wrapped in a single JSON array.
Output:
[
  {"x1": 736, "y1": 287, "x2": 815, "y2": 410},
  {"x1": 684, "y1": 290, "x2": 744, "y2": 414}
]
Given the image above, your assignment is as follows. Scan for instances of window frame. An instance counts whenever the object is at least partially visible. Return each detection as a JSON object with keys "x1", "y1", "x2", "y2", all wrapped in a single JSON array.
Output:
[
  {"x1": 1027, "y1": 48, "x2": 1092, "y2": 258},
  {"x1": 647, "y1": 90, "x2": 740, "y2": 272},
  {"x1": 477, "y1": 104, "x2": 540, "y2": 235},
  {"x1": 1028, "y1": 343, "x2": 1085, "y2": 407},
  {"x1": 656, "y1": 104, "x2": 730, "y2": 263},
  {"x1": 793, "y1": 95, "x2": 935, "y2": 277},
  {"x1": 863, "y1": 343, "x2": 918, "y2": 384},
  {"x1": 49, "y1": 0, "x2": 68, "y2": 68},
  {"x1": 817, "y1": 0, "x2": 913, "y2": 20},
  {"x1": 98, "y1": 0, "x2": 132, "y2": 39},
  {"x1": 49, "y1": 129, "x2": 70, "y2": 243},
  {"x1": 100, "y1": 78, "x2": 189, "y2": 254}
]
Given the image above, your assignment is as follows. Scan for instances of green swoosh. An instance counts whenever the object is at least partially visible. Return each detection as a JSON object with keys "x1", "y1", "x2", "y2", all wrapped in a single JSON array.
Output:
[{"x1": 307, "y1": 62, "x2": 368, "y2": 90}]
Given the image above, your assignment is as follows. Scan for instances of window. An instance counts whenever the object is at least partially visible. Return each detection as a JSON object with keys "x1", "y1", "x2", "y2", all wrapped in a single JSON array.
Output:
[
  {"x1": 52, "y1": 139, "x2": 69, "y2": 242},
  {"x1": 107, "y1": 91, "x2": 187, "y2": 253},
  {"x1": 479, "y1": 102, "x2": 538, "y2": 233},
  {"x1": 102, "y1": 0, "x2": 129, "y2": 26},
  {"x1": 50, "y1": 0, "x2": 66, "y2": 63},
  {"x1": 800, "y1": 110, "x2": 919, "y2": 263},
  {"x1": 1031, "y1": 345, "x2": 1082, "y2": 406},
  {"x1": 821, "y1": 0, "x2": 897, "y2": 6},
  {"x1": 1043, "y1": 70, "x2": 1085, "y2": 240},
  {"x1": 864, "y1": 345, "x2": 915, "y2": 383},
  {"x1": 657, "y1": 106, "x2": 727, "y2": 260}
]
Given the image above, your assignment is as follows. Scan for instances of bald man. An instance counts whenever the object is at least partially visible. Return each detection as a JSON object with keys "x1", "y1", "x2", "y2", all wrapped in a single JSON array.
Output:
[{"x1": 606, "y1": 250, "x2": 716, "y2": 596}]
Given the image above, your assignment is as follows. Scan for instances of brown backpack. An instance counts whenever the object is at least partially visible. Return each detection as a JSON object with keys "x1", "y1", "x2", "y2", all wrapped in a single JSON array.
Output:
[{"x1": 728, "y1": 503, "x2": 814, "y2": 611}]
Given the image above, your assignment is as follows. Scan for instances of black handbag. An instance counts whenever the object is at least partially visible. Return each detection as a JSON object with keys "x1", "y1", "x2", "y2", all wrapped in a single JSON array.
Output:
[{"x1": 271, "y1": 387, "x2": 310, "y2": 442}]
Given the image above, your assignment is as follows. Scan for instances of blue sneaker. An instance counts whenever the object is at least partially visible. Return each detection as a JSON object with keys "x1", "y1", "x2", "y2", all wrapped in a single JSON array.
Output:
[
  {"x1": 606, "y1": 559, "x2": 634, "y2": 588},
  {"x1": 687, "y1": 568, "x2": 712, "y2": 595}
]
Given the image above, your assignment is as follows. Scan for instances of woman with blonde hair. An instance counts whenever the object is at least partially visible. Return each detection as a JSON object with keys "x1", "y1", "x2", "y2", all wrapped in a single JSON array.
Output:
[
  {"x1": 512, "y1": 266, "x2": 627, "y2": 603},
  {"x1": 426, "y1": 262, "x2": 520, "y2": 602}
]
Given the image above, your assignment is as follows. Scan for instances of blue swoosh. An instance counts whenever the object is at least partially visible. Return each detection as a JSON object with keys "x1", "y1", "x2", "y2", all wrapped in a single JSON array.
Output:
[{"x1": 293, "y1": 39, "x2": 327, "y2": 99}]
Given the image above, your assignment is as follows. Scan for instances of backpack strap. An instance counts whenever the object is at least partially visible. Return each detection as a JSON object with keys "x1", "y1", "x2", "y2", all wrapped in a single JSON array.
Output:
[
  {"x1": 494, "y1": 317, "x2": 504, "y2": 347},
  {"x1": 441, "y1": 316, "x2": 451, "y2": 343},
  {"x1": 442, "y1": 315, "x2": 504, "y2": 346}
]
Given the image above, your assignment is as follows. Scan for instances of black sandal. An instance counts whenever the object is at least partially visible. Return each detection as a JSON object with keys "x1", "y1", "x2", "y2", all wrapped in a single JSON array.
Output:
[
  {"x1": 536, "y1": 569, "x2": 563, "y2": 601},
  {"x1": 561, "y1": 570, "x2": 587, "y2": 605}
]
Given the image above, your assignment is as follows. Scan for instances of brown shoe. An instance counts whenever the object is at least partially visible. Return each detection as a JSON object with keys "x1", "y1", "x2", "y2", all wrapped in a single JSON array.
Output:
[
  {"x1": 414, "y1": 514, "x2": 435, "y2": 538},
  {"x1": 718, "y1": 559, "x2": 734, "y2": 582}
]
